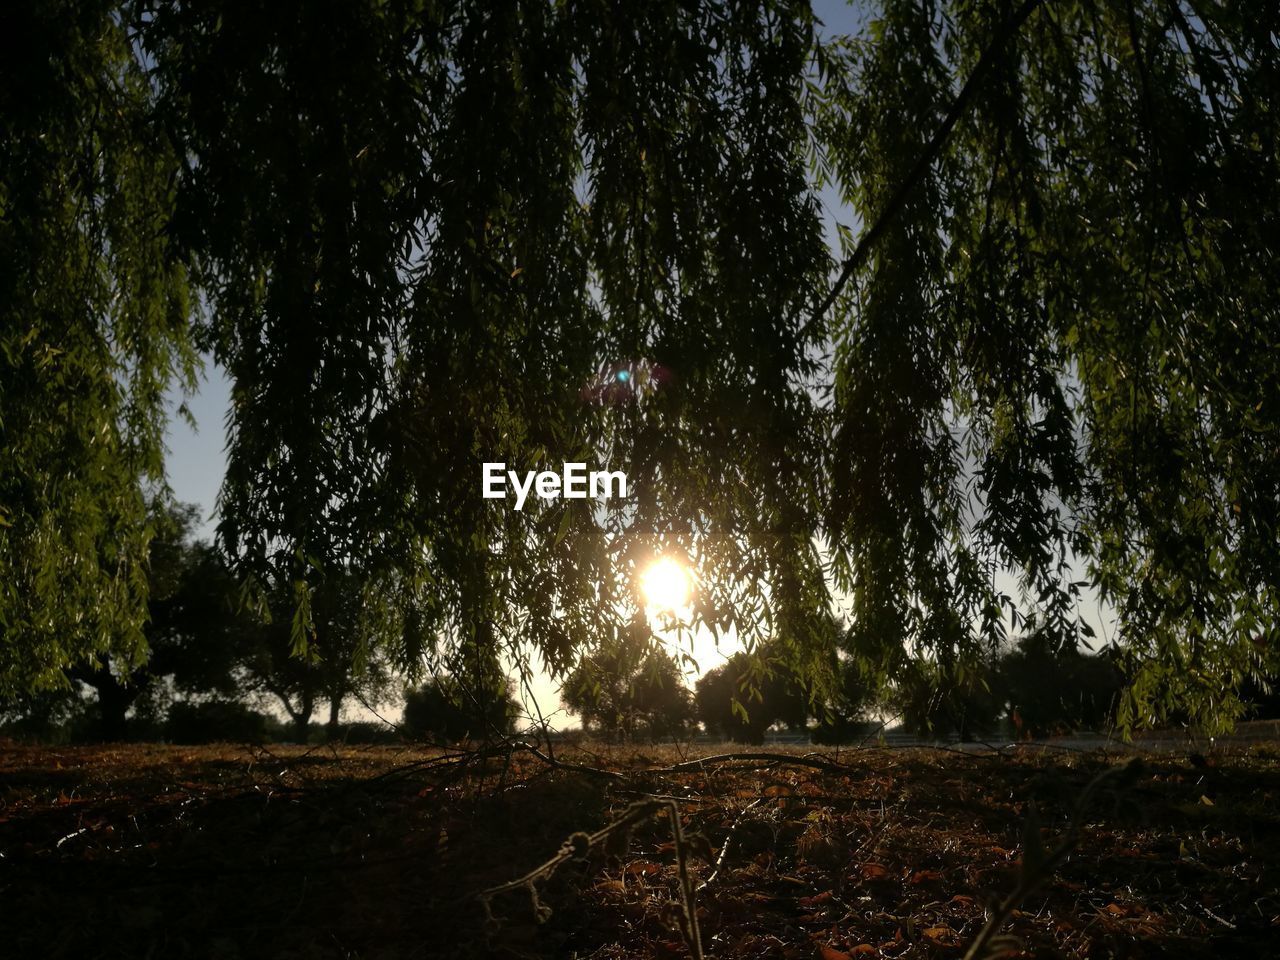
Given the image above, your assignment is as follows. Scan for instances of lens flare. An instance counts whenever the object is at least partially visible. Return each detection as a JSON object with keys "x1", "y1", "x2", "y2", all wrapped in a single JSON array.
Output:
[{"x1": 640, "y1": 557, "x2": 692, "y2": 612}]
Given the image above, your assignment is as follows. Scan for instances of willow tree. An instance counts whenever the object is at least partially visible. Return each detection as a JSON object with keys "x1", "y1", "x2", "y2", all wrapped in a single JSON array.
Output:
[
  {"x1": 0, "y1": 3, "x2": 198, "y2": 696},
  {"x1": 136, "y1": 0, "x2": 838, "y2": 697},
  {"x1": 813, "y1": 0, "x2": 1280, "y2": 730},
  {"x1": 2, "y1": 0, "x2": 1277, "y2": 733}
]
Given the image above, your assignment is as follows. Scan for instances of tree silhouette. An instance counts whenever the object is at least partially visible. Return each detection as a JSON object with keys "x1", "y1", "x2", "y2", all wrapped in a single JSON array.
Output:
[
  {"x1": 402, "y1": 675, "x2": 520, "y2": 744},
  {"x1": 561, "y1": 634, "x2": 695, "y2": 741},
  {"x1": 235, "y1": 570, "x2": 400, "y2": 742},
  {"x1": 893, "y1": 657, "x2": 1004, "y2": 742},
  {"x1": 997, "y1": 628, "x2": 1125, "y2": 738},
  {"x1": 62, "y1": 499, "x2": 244, "y2": 740},
  {"x1": 2, "y1": 1, "x2": 1278, "y2": 733},
  {"x1": 695, "y1": 651, "x2": 811, "y2": 744}
]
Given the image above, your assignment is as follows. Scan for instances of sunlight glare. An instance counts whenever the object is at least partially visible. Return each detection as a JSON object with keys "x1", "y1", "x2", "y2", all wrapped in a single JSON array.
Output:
[{"x1": 640, "y1": 557, "x2": 692, "y2": 612}]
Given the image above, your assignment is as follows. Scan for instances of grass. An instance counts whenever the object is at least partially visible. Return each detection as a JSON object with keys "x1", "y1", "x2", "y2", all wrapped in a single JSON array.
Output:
[{"x1": 2, "y1": 737, "x2": 1279, "y2": 958}]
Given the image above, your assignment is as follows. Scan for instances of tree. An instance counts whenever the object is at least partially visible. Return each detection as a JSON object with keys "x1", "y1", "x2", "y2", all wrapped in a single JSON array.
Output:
[
  {"x1": 809, "y1": 656, "x2": 877, "y2": 745},
  {"x1": 402, "y1": 675, "x2": 520, "y2": 744},
  {"x1": 134, "y1": 0, "x2": 838, "y2": 712},
  {"x1": 0, "y1": 685, "x2": 89, "y2": 743},
  {"x1": 3, "y1": 1, "x2": 1278, "y2": 735},
  {"x1": 0, "y1": 2, "x2": 198, "y2": 697},
  {"x1": 815, "y1": 0, "x2": 1280, "y2": 733},
  {"x1": 892, "y1": 657, "x2": 1004, "y2": 742},
  {"x1": 561, "y1": 629, "x2": 696, "y2": 741},
  {"x1": 695, "y1": 650, "x2": 812, "y2": 744},
  {"x1": 997, "y1": 628, "x2": 1125, "y2": 738},
  {"x1": 236, "y1": 570, "x2": 401, "y2": 742},
  {"x1": 64, "y1": 498, "x2": 244, "y2": 740}
]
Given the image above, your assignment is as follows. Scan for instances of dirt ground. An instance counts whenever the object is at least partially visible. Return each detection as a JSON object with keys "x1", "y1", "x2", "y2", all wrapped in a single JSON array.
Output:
[{"x1": 2, "y1": 737, "x2": 1278, "y2": 959}]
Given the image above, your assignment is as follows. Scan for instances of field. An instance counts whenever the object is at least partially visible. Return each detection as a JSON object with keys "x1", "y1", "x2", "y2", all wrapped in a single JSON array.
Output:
[{"x1": 3, "y1": 737, "x2": 1279, "y2": 959}]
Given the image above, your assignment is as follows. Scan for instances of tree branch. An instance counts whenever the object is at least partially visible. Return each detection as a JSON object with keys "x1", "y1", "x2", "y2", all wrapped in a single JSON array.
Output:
[{"x1": 801, "y1": 0, "x2": 1052, "y2": 339}]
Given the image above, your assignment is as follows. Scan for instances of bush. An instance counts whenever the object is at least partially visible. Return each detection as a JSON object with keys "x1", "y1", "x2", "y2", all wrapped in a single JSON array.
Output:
[{"x1": 402, "y1": 677, "x2": 520, "y2": 743}]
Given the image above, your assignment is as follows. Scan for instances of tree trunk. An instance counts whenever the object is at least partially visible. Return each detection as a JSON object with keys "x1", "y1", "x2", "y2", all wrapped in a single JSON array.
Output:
[
  {"x1": 96, "y1": 681, "x2": 134, "y2": 741},
  {"x1": 325, "y1": 695, "x2": 343, "y2": 741},
  {"x1": 291, "y1": 711, "x2": 311, "y2": 743},
  {"x1": 267, "y1": 685, "x2": 314, "y2": 744},
  {"x1": 67, "y1": 662, "x2": 141, "y2": 741},
  {"x1": 290, "y1": 692, "x2": 314, "y2": 744}
]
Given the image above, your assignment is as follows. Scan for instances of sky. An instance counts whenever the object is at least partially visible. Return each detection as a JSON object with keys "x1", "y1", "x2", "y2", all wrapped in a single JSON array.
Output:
[{"x1": 159, "y1": 0, "x2": 1116, "y2": 731}]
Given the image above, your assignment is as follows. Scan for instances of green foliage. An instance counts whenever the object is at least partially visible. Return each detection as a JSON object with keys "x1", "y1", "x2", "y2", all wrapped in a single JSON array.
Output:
[
  {"x1": 561, "y1": 626, "x2": 696, "y2": 741},
  {"x1": 56, "y1": 497, "x2": 241, "y2": 740},
  {"x1": 402, "y1": 675, "x2": 520, "y2": 744},
  {"x1": 2, "y1": 1, "x2": 1278, "y2": 735},
  {"x1": 814, "y1": 0, "x2": 1280, "y2": 733},
  {"x1": 695, "y1": 649, "x2": 812, "y2": 744},
  {"x1": 133, "y1": 0, "x2": 836, "y2": 696},
  {"x1": 0, "y1": 2, "x2": 198, "y2": 695},
  {"x1": 893, "y1": 656, "x2": 1004, "y2": 741},
  {"x1": 809, "y1": 655, "x2": 877, "y2": 744},
  {"x1": 236, "y1": 569, "x2": 402, "y2": 740}
]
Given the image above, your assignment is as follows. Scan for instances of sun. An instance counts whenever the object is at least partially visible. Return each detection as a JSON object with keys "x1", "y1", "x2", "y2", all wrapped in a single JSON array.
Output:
[{"x1": 639, "y1": 556, "x2": 692, "y2": 612}]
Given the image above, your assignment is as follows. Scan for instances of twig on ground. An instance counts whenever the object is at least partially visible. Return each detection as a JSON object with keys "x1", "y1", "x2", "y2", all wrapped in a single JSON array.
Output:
[
  {"x1": 697, "y1": 797, "x2": 764, "y2": 892},
  {"x1": 478, "y1": 798, "x2": 704, "y2": 960}
]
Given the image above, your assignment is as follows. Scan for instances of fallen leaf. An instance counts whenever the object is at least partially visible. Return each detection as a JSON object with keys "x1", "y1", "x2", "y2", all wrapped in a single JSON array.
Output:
[
  {"x1": 819, "y1": 947, "x2": 851, "y2": 960},
  {"x1": 910, "y1": 869, "x2": 943, "y2": 885}
]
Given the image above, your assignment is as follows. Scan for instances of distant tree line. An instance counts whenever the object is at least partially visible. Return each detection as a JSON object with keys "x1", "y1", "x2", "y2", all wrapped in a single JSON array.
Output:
[
  {"x1": 0, "y1": 499, "x2": 519, "y2": 745},
  {"x1": 557, "y1": 629, "x2": 1280, "y2": 745},
  {"x1": 4, "y1": 500, "x2": 1280, "y2": 746}
]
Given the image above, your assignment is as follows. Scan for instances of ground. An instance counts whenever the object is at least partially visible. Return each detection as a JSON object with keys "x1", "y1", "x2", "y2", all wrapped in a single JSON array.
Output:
[{"x1": 2, "y1": 736, "x2": 1279, "y2": 959}]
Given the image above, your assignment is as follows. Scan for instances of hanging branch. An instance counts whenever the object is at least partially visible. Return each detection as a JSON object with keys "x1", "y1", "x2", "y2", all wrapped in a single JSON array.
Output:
[{"x1": 801, "y1": 0, "x2": 1052, "y2": 339}]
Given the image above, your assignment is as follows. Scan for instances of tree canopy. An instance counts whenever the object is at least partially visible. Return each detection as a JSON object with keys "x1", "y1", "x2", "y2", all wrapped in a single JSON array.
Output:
[
  {"x1": 2, "y1": 0, "x2": 1277, "y2": 733},
  {"x1": 562, "y1": 627, "x2": 696, "y2": 740}
]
